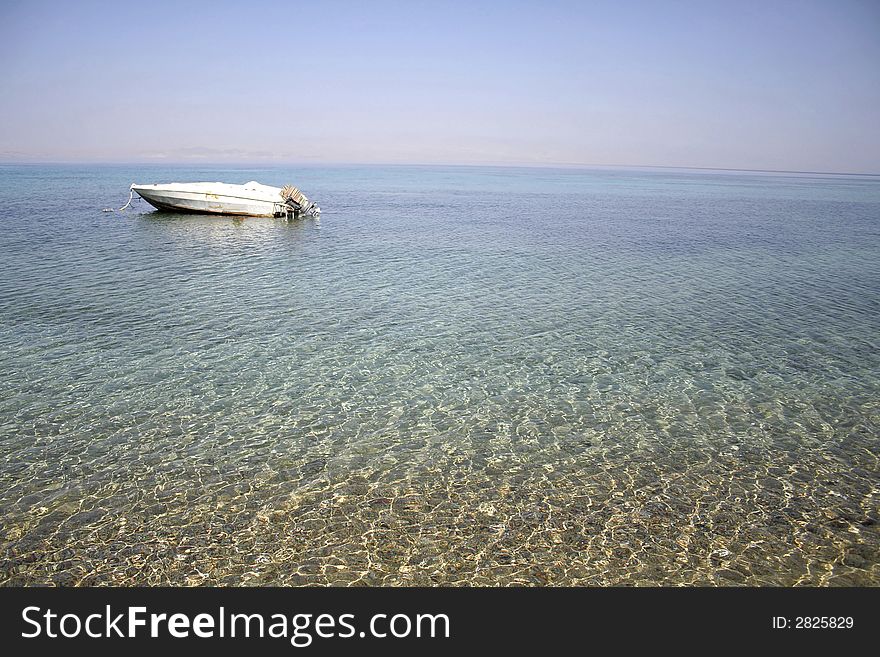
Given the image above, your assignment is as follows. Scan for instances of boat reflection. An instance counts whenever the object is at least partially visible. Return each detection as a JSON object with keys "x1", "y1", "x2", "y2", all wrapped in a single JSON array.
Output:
[{"x1": 135, "y1": 209, "x2": 320, "y2": 245}]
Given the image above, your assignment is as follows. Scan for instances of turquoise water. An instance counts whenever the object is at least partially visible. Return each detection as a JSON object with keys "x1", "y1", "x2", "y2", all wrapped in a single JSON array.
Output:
[{"x1": 0, "y1": 164, "x2": 878, "y2": 585}]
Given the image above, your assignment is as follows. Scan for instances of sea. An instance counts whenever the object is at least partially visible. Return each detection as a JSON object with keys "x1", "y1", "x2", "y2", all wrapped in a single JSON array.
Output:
[{"x1": 0, "y1": 163, "x2": 878, "y2": 585}]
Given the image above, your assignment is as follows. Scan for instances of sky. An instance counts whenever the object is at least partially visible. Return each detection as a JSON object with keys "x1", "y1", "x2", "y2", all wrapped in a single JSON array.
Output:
[{"x1": 1, "y1": 0, "x2": 878, "y2": 172}]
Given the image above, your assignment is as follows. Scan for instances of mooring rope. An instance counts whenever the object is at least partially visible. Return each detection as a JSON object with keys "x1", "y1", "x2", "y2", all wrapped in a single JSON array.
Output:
[{"x1": 103, "y1": 187, "x2": 134, "y2": 212}]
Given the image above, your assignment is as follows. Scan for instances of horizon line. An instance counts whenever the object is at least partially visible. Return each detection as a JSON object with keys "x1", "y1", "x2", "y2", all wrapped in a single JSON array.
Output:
[{"x1": 1, "y1": 159, "x2": 878, "y2": 177}]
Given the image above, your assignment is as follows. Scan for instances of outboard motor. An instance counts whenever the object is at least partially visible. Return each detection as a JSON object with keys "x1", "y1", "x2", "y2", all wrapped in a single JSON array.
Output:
[{"x1": 281, "y1": 184, "x2": 320, "y2": 218}]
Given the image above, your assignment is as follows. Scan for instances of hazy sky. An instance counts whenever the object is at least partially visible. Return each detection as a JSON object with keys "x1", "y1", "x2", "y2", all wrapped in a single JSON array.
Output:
[{"x1": 1, "y1": 0, "x2": 878, "y2": 171}]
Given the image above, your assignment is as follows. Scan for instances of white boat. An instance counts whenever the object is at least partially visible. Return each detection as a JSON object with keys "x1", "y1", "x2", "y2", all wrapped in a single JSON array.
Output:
[{"x1": 130, "y1": 181, "x2": 320, "y2": 218}]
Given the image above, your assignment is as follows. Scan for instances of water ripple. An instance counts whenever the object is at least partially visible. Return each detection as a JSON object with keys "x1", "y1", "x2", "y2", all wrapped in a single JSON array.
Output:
[{"x1": 1, "y1": 165, "x2": 878, "y2": 585}]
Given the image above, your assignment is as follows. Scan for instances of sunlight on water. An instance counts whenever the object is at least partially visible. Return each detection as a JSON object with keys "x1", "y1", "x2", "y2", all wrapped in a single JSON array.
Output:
[{"x1": 0, "y1": 164, "x2": 878, "y2": 585}]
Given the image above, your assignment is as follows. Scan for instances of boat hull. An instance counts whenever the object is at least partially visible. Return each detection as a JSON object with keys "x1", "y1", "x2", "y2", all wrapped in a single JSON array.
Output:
[{"x1": 132, "y1": 186, "x2": 285, "y2": 217}]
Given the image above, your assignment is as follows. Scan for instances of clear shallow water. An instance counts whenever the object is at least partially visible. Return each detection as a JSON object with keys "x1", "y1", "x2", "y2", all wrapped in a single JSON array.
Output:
[{"x1": 0, "y1": 164, "x2": 878, "y2": 586}]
